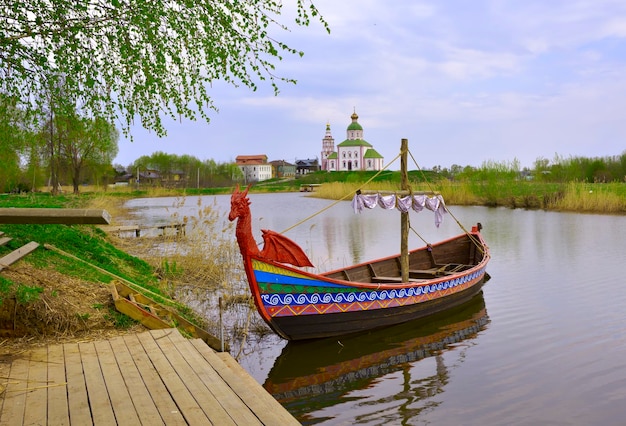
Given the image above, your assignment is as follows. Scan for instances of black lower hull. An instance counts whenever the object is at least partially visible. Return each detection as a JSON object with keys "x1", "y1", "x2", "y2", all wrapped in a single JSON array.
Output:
[{"x1": 270, "y1": 278, "x2": 486, "y2": 340}]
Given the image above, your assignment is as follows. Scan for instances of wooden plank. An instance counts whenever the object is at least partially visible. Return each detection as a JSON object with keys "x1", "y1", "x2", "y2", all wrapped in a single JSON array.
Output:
[
  {"x1": 47, "y1": 344, "x2": 70, "y2": 426},
  {"x1": 64, "y1": 343, "x2": 92, "y2": 425},
  {"x1": 0, "y1": 357, "x2": 11, "y2": 421},
  {"x1": 121, "y1": 334, "x2": 187, "y2": 425},
  {"x1": 0, "y1": 208, "x2": 111, "y2": 225},
  {"x1": 78, "y1": 341, "x2": 117, "y2": 425},
  {"x1": 108, "y1": 336, "x2": 167, "y2": 426},
  {"x1": 162, "y1": 331, "x2": 261, "y2": 426},
  {"x1": 0, "y1": 237, "x2": 11, "y2": 247},
  {"x1": 133, "y1": 331, "x2": 212, "y2": 425},
  {"x1": 0, "y1": 356, "x2": 28, "y2": 425},
  {"x1": 23, "y1": 347, "x2": 48, "y2": 426},
  {"x1": 136, "y1": 329, "x2": 221, "y2": 425},
  {"x1": 191, "y1": 340, "x2": 301, "y2": 426},
  {"x1": 0, "y1": 242, "x2": 39, "y2": 272},
  {"x1": 93, "y1": 340, "x2": 142, "y2": 426}
]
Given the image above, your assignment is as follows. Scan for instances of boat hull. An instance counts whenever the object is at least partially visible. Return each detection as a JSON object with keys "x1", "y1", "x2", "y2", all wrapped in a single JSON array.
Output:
[
  {"x1": 242, "y1": 231, "x2": 490, "y2": 340},
  {"x1": 271, "y1": 280, "x2": 486, "y2": 340}
]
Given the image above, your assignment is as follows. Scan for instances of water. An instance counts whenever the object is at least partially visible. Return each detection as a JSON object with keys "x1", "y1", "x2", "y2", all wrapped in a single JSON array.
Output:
[{"x1": 124, "y1": 193, "x2": 626, "y2": 425}]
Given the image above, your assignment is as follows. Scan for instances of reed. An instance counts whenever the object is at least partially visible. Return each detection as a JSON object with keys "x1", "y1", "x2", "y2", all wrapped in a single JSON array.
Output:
[
  {"x1": 435, "y1": 180, "x2": 481, "y2": 205},
  {"x1": 311, "y1": 180, "x2": 446, "y2": 200},
  {"x1": 308, "y1": 178, "x2": 626, "y2": 214},
  {"x1": 552, "y1": 182, "x2": 626, "y2": 213}
]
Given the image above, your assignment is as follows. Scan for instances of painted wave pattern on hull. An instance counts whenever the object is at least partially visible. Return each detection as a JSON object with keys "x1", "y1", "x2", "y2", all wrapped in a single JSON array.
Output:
[{"x1": 257, "y1": 267, "x2": 486, "y2": 317}]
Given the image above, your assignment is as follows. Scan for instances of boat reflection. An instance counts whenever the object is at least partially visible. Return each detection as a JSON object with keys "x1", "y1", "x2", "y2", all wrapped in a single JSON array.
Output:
[{"x1": 263, "y1": 293, "x2": 489, "y2": 419}]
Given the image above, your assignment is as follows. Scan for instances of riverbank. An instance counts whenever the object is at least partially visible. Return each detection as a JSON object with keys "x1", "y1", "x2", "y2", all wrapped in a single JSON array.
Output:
[
  {"x1": 309, "y1": 180, "x2": 626, "y2": 214},
  {"x1": 0, "y1": 194, "x2": 213, "y2": 355},
  {"x1": 0, "y1": 176, "x2": 624, "y2": 353}
]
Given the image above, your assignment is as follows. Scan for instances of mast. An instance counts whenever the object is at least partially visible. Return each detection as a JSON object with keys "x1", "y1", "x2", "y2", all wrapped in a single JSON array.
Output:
[{"x1": 400, "y1": 139, "x2": 409, "y2": 282}]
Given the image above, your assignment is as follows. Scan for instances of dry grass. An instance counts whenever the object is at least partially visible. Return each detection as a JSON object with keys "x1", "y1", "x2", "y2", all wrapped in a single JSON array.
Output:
[
  {"x1": 310, "y1": 181, "x2": 443, "y2": 200},
  {"x1": 436, "y1": 180, "x2": 482, "y2": 205},
  {"x1": 97, "y1": 195, "x2": 263, "y2": 343},
  {"x1": 553, "y1": 182, "x2": 626, "y2": 213},
  {"x1": 86, "y1": 194, "x2": 245, "y2": 296},
  {"x1": 0, "y1": 263, "x2": 145, "y2": 356}
]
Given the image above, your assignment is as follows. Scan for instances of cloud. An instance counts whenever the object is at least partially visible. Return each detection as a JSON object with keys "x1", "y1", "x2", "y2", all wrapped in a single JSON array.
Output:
[{"x1": 116, "y1": 0, "x2": 626, "y2": 171}]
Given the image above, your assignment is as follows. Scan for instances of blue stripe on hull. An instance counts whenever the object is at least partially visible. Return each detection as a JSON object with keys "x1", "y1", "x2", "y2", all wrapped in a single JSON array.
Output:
[
  {"x1": 259, "y1": 268, "x2": 486, "y2": 306},
  {"x1": 254, "y1": 270, "x2": 348, "y2": 288}
]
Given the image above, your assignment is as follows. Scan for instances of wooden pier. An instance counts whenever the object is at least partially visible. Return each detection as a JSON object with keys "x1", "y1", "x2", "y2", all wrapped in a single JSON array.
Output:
[
  {"x1": 102, "y1": 223, "x2": 186, "y2": 237},
  {"x1": 0, "y1": 329, "x2": 298, "y2": 425}
]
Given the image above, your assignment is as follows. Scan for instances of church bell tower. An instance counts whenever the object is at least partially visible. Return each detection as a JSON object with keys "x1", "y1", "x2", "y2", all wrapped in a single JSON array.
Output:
[{"x1": 321, "y1": 122, "x2": 335, "y2": 171}]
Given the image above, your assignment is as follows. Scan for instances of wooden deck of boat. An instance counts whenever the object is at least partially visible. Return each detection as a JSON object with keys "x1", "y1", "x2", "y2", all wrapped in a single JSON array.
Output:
[{"x1": 0, "y1": 328, "x2": 299, "y2": 425}]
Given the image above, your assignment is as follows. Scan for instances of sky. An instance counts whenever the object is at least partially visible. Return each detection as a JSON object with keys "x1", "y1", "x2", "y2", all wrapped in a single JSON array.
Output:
[{"x1": 114, "y1": 0, "x2": 626, "y2": 170}]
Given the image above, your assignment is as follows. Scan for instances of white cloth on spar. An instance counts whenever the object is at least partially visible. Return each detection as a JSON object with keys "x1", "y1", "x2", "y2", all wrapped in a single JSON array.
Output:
[{"x1": 351, "y1": 193, "x2": 447, "y2": 227}]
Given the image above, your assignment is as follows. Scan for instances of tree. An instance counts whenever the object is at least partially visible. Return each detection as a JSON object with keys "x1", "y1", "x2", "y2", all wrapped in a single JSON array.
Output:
[
  {"x1": 0, "y1": 1, "x2": 328, "y2": 137},
  {"x1": 0, "y1": 95, "x2": 25, "y2": 192},
  {"x1": 63, "y1": 115, "x2": 119, "y2": 193}
]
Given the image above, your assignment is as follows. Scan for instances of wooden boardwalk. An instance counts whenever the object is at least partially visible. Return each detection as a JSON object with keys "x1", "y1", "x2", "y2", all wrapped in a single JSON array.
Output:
[{"x1": 0, "y1": 329, "x2": 299, "y2": 425}]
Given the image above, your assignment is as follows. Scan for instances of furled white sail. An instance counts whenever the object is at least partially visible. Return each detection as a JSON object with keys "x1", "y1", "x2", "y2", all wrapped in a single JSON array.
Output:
[{"x1": 351, "y1": 193, "x2": 447, "y2": 227}]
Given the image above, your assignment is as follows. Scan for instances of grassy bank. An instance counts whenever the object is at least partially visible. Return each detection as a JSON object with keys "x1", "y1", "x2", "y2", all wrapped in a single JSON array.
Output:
[
  {"x1": 0, "y1": 191, "x2": 260, "y2": 351},
  {"x1": 0, "y1": 193, "x2": 213, "y2": 344}
]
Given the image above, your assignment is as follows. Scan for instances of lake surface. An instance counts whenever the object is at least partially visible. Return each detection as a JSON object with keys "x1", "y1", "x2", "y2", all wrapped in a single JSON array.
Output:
[{"x1": 124, "y1": 192, "x2": 626, "y2": 425}]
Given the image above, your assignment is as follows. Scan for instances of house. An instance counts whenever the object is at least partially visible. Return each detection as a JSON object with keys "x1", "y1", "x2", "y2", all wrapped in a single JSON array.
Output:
[
  {"x1": 236, "y1": 155, "x2": 272, "y2": 182},
  {"x1": 321, "y1": 111, "x2": 384, "y2": 172},
  {"x1": 138, "y1": 170, "x2": 161, "y2": 185},
  {"x1": 269, "y1": 160, "x2": 296, "y2": 179},
  {"x1": 295, "y1": 158, "x2": 320, "y2": 175}
]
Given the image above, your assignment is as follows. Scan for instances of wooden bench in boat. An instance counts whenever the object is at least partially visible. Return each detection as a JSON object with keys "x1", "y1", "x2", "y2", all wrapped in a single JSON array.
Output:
[
  {"x1": 370, "y1": 264, "x2": 473, "y2": 283},
  {"x1": 370, "y1": 276, "x2": 427, "y2": 284},
  {"x1": 333, "y1": 263, "x2": 473, "y2": 284},
  {"x1": 409, "y1": 263, "x2": 471, "y2": 278}
]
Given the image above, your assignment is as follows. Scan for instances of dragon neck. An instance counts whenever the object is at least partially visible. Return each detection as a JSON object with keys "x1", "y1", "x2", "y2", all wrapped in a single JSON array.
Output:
[{"x1": 235, "y1": 210, "x2": 260, "y2": 258}]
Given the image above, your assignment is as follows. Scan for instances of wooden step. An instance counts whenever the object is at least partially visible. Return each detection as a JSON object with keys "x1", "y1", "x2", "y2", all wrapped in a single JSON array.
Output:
[
  {"x1": 0, "y1": 242, "x2": 39, "y2": 272},
  {"x1": 0, "y1": 237, "x2": 11, "y2": 247}
]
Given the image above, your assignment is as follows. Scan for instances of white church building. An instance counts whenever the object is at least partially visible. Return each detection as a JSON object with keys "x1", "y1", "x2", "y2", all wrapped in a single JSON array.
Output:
[{"x1": 321, "y1": 111, "x2": 384, "y2": 172}]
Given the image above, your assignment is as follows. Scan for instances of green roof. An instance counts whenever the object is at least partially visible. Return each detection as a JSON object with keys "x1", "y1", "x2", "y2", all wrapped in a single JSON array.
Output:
[
  {"x1": 327, "y1": 152, "x2": 338, "y2": 159},
  {"x1": 337, "y1": 138, "x2": 372, "y2": 147},
  {"x1": 364, "y1": 148, "x2": 383, "y2": 158},
  {"x1": 347, "y1": 122, "x2": 363, "y2": 131}
]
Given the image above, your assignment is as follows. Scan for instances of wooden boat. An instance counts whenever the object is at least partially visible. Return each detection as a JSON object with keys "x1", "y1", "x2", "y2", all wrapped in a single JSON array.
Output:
[{"x1": 229, "y1": 140, "x2": 490, "y2": 341}]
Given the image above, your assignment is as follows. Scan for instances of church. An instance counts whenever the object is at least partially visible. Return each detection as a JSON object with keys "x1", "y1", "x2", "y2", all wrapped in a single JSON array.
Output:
[{"x1": 321, "y1": 111, "x2": 384, "y2": 172}]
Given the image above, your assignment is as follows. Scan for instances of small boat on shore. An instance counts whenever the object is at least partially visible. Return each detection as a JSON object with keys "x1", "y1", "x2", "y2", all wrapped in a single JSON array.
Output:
[
  {"x1": 110, "y1": 281, "x2": 228, "y2": 351},
  {"x1": 228, "y1": 140, "x2": 490, "y2": 340}
]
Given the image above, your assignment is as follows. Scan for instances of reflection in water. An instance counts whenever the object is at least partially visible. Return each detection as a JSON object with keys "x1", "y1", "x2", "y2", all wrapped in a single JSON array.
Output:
[
  {"x1": 122, "y1": 196, "x2": 626, "y2": 423},
  {"x1": 264, "y1": 293, "x2": 489, "y2": 424},
  {"x1": 347, "y1": 216, "x2": 365, "y2": 265}
]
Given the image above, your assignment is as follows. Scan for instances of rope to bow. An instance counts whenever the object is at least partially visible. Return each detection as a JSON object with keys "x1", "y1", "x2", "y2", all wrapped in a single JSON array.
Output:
[
  {"x1": 277, "y1": 146, "x2": 485, "y2": 256},
  {"x1": 407, "y1": 149, "x2": 486, "y2": 255},
  {"x1": 279, "y1": 151, "x2": 402, "y2": 235}
]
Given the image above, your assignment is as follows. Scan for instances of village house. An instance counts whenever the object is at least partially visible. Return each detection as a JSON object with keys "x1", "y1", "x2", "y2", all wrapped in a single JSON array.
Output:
[
  {"x1": 295, "y1": 158, "x2": 320, "y2": 175},
  {"x1": 235, "y1": 154, "x2": 273, "y2": 182},
  {"x1": 269, "y1": 160, "x2": 296, "y2": 179}
]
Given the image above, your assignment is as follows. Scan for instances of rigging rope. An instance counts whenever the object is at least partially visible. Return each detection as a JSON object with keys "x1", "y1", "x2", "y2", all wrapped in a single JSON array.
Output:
[
  {"x1": 276, "y1": 146, "x2": 485, "y2": 256},
  {"x1": 407, "y1": 149, "x2": 486, "y2": 255},
  {"x1": 278, "y1": 151, "x2": 402, "y2": 235}
]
